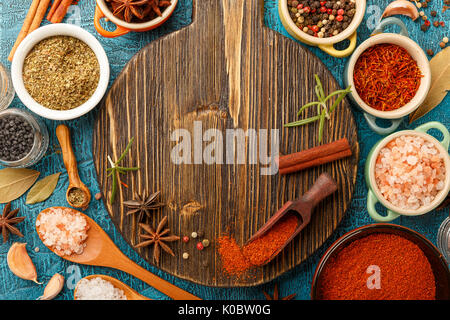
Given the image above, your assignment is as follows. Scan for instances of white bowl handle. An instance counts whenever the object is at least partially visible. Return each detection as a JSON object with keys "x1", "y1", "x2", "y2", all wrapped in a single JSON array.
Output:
[{"x1": 372, "y1": 17, "x2": 409, "y2": 37}]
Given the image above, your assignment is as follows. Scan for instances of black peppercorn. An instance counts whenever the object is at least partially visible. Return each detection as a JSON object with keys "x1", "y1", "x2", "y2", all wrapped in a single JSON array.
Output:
[
  {"x1": 0, "y1": 115, "x2": 34, "y2": 162},
  {"x1": 430, "y1": 10, "x2": 437, "y2": 17},
  {"x1": 426, "y1": 49, "x2": 434, "y2": 56}
]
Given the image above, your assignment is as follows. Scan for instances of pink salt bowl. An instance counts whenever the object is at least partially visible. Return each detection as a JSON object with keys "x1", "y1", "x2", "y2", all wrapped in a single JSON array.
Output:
[{"x1": 365, "y1": 122, "x2": 450, "y2": 222}]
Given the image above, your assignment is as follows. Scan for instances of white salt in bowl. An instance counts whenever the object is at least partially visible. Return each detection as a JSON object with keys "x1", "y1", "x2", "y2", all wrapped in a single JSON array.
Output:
[
  {"x1": 365, "y1": 122, "x2": 450, "y2": 222},
  {"x1": 11, "y1": 24, "x2": 110, "y2": 121}
]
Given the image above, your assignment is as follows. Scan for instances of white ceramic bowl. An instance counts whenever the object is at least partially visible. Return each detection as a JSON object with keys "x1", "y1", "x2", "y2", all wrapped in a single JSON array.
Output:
[
  {"x1": 344, "y1": 18, "x2": 431, "y2": 135},
  {"x1": 11, "y1": 24, "x2": 110, "y2": 121}
]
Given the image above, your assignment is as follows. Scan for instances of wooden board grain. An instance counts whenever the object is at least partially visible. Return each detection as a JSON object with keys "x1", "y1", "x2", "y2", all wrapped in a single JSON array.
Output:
[{"x1": 92, "y1": 0, "x2": 359, "y2": 287}]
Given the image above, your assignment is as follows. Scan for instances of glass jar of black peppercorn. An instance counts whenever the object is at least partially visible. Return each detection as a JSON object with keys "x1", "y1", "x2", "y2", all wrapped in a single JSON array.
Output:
[{"x1": 0, "y1": 108, "x2": 48, "y2": 167}]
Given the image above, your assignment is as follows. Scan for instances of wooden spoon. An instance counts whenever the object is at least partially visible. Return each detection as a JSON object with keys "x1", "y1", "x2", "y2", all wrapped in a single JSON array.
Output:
[
  {"x1": 36, "y1": 207, "x2": 200, "y2": 300},
  {"x1": 245, "y1": 173, "x2": 338, "y2": 265},
  {"x1": 74, "y1": 274, "x2": 150, "y2": 300},
  {"x1": 56, "y1": 124, "x2": 91, "y2": 210}
]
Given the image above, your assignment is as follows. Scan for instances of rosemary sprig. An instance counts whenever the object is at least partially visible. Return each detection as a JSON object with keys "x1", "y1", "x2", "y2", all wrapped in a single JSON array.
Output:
[
  {"x1": 284, "y1": 74, "x2": 351, "y2": 143},
  {"x1": 106, "y1": 137, "x2": 140, "y2": 204}
]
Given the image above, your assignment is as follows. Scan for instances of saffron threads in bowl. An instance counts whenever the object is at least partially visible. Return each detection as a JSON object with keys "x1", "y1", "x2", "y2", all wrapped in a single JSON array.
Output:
[{"x1": 353, "y1": 44, "x2": 423, "y2": 111}]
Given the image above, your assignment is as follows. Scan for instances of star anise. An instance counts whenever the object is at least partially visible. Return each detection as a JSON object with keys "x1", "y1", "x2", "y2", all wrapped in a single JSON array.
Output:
[
  {"x1": 106, "y1": 0, "x2": 172, "y2": 23},
  {"x1": 262, "y1": 284, "x2": 296, "y2": 300},
  {"x1": 0, "y1": 202, "x2": 25, "y2": 243},
  {"x1": 135, "y1": 216, "x2": 180, "y2": 265},
  {"x1": 107, "y1": 0, "x2": 148, "y2": 22},
  {"x1": 123, "y1": 190, "x2": 164, "y2": 221}
]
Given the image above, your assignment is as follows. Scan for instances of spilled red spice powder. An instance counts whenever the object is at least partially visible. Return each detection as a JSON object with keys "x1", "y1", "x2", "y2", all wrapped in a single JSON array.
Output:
[
  {"x1": 217, "y1": 214, "x2": 298, "y2": 277},
  {"x1": 317, "y1": 233, "x2": 436, "y2": 300},
  {"x1": 353, "y1": 44, "x2": 423, "y2": 111}
]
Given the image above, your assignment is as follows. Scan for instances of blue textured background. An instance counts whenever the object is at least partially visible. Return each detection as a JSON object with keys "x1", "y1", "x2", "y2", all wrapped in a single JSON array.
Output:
[{"x1": 0, "y1": 0, "x2": 449, "y2": 300}]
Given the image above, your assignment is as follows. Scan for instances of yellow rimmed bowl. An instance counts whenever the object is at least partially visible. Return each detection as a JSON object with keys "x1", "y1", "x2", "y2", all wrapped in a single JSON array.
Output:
[
  {"x1": 364, "y1": 122, "x2": 450, "y2": 222},
  {"x1": 278, "y1": 0, "x2": 366, "y2": 58}
]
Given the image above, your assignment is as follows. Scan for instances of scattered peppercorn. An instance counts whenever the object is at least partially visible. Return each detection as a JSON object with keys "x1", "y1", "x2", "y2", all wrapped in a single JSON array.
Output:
[
  {"x1": 424, "y1": 19, "x2": 431, "y2": 26},
  {"x1": 421, "y1": 1, "x2": 427, "y2": 8},
  {"x1": 202, "y1": 239, "x2": 210, "y2": 248},
  {"x1": 440, "y1": 21, "x2": 445, "y2": 27},
  {"x1": 34, "y1": 247, "x2": 40, "y2": 253},
  {"x1": 430, "y1": 10, "x2": 437, "y2": 17},
  {"x1": 182, "y1": 235, "x2": 189, "y2": 243},
  {"x1": 191, "y1": 232, "x2": 198, "y2": 239},
  {"x1": 440, "y1": 42, "x2": 446, "y2": 48},
  {"x1": 433, "y1": 20, "x2": 440, "y2": 27},
  {"x1": 422, "y1": 15, "x2": 428, "y2": 21},
  {"x1": 421, "y1": 24, "x2": 429, "y2": 31},
  {"x1": 443, "y1": 37, "x2": 449, "y2": 43},
  {"x1": 95, "y1": 192, "x2": 102, "y2": 200},
  {"x1": 196, "y1": 242, "x2": 204, "y2": 251},
  {"x1": 427, "y1": 49, "x2": 434, "y2": 56},
  {"x1": 182, "y1": 252, "x2": 189, "y2": 259}
]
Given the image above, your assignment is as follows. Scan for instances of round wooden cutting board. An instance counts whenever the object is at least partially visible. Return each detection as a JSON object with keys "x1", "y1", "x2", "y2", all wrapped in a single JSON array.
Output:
[{"x1": 92, "y1": 0, "x2": 359, "y2": 287}]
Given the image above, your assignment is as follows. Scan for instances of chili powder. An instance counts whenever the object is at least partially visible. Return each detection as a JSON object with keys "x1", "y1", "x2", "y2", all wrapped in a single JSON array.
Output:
[
  {"x1": 353, "y1": 44, "x2": 423, "y2": 111},
  {"x1": 317, "y1": 233, "x2": 436, "y2": 300},
  {"x1": 217, "y1": 214, "x2": 298, "y2": 277}
]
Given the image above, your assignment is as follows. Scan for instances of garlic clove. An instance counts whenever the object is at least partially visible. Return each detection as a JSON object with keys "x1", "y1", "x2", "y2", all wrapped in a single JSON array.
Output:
[
  {"x1": 382, "y1": 0, "x2": 419, "y2": 20},
  {"x1": 7, "y1": 242, "x2": 41, "y2": 284},
  {"x1": 38, "y1": 273, "x2": 65, "y2": 300}
]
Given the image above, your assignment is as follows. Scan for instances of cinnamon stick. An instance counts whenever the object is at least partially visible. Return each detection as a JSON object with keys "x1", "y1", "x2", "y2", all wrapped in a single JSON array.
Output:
[
  {"x1": 29, "y1": 0, "x2": 52, "y2": 31},
  {"x1": 8, "y1": 0, "x2": 41, "y2": 62},
  {"x1": 279, "y1": 149, "x2": 352, "y2": 175},
  {"x1": 48, "y1": 0, "x2": 73, "y2": 23},
  {"x1": 278, "y1": 138, "x2": 351, "y2": 170},
  {"x1": 46, "y1": 0, "x2": 63, "y2": 21}
]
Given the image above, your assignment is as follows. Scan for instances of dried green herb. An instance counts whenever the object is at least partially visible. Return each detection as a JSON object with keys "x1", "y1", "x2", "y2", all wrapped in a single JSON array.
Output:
[
  {"x1": 284, "y1": 74, "x2": 351, "y2": 143},
  {"x1": 107, "y1": 138, "x2": 139, "y2": 204},
  {"x1": 26, "y1": 172, "x2": 61, "y2": 204},
  {"x1": 0, "y1": 168, "x2": 40, "y2": 203}
]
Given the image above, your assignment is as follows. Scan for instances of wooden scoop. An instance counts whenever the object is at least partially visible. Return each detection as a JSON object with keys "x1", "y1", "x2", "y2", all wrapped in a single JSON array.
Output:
[
  {"x1": 36, "y1": 207, "x2": 200, "y2": 300},
  {"x1": 56, "y1": 125, "x2": 91, "y2": 210},
  {"x1": 245, "y1": 173, "x2": 338, "y2": 264},
  {"x1": 74, "y1": 274, "x2": 151, "y2": 300}
]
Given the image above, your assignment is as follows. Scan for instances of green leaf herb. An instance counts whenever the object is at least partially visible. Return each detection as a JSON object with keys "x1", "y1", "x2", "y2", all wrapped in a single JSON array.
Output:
[
  {"x1": 284, "y1": 74, "x2": 351, "y2": 143},
  {"x1": 107, "y1": 138, "x2": 140, "y2": 204}
]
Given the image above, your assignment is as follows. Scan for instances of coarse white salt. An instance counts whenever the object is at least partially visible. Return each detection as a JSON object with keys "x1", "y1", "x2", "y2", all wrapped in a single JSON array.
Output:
[
  {"x1": 36, "y1": 207, "x2": 89, "y2": 256},
  {"x1": 375, "y1": 135, "x2": 446, "y2": 210},
  {"x1": 75, "y1": 277, "x2": 127, "y2": 300}
]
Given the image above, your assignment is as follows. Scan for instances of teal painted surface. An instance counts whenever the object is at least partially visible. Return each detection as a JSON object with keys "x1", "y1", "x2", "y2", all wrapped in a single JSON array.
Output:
[{"x1": 0, "y1": 0, "x2": 449, "y2": 300}]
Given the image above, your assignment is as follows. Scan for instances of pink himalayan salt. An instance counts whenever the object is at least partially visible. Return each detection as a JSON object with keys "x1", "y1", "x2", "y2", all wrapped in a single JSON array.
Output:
[
  {"x1": 36, "y1": 207, "x2": 89, "y2": 256},
  {"x1": 375, "y1": 135, "x2": 446, "y2": 210}
]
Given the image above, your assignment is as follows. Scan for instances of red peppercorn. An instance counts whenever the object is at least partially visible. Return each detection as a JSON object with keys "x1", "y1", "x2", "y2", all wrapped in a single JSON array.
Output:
[
  {"x1": 336, "y1": 15, "x2": 344, "y2": 22},
  {"x1": 440, "y1": 21, "x2": 445, "y2": 26},
  {"x1": 182, "y1": 236, "x2": 189, "y2": 243},
  {"x1": 311, "y1": 8, "x2": 317, "y2": 13},
  {"x1": 424, "y1": 19, "x2": 430, "y2": 26},
  {"x1": 320, "y1": 6, "x2": 327, "y2": 12},
  {"x1": 304, "y1": 6, "x2": 310, "y2": 13},
  {"x1": 311, "y1": 25, "x2": 319, "y2": 32},
  {"x1": 337, "y1": 8, "x2": 344, "y2": 15},
  {"x1": 196, "y1": 242, "x2": 204, "y2": 250},
  {"x1": 327, "y1": 8, "x2": 333, "y2": 14},
  {"x1": 320, "y1": 1, "x2": 327, "y2": 5},
  {"x1": 297, "y1": 3, "x2": 303, "y2": 9}
]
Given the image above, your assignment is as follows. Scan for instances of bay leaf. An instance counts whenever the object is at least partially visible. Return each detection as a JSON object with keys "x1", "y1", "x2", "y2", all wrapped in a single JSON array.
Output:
[
  {"x1": 409, "y1": 47, "x2": 450, "y2": 123},
  {"x1": 0, "y1": 168, "x2": 40, "y2": 203},
  {"x1": 26, "y1": 172, "x2": 61, "y2": 204}
]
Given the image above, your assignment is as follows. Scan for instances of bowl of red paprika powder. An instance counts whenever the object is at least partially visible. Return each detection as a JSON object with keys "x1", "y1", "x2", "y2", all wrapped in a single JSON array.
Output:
[{"x1": 311, "y1": 224, "x2": 450, "y2": 300}]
